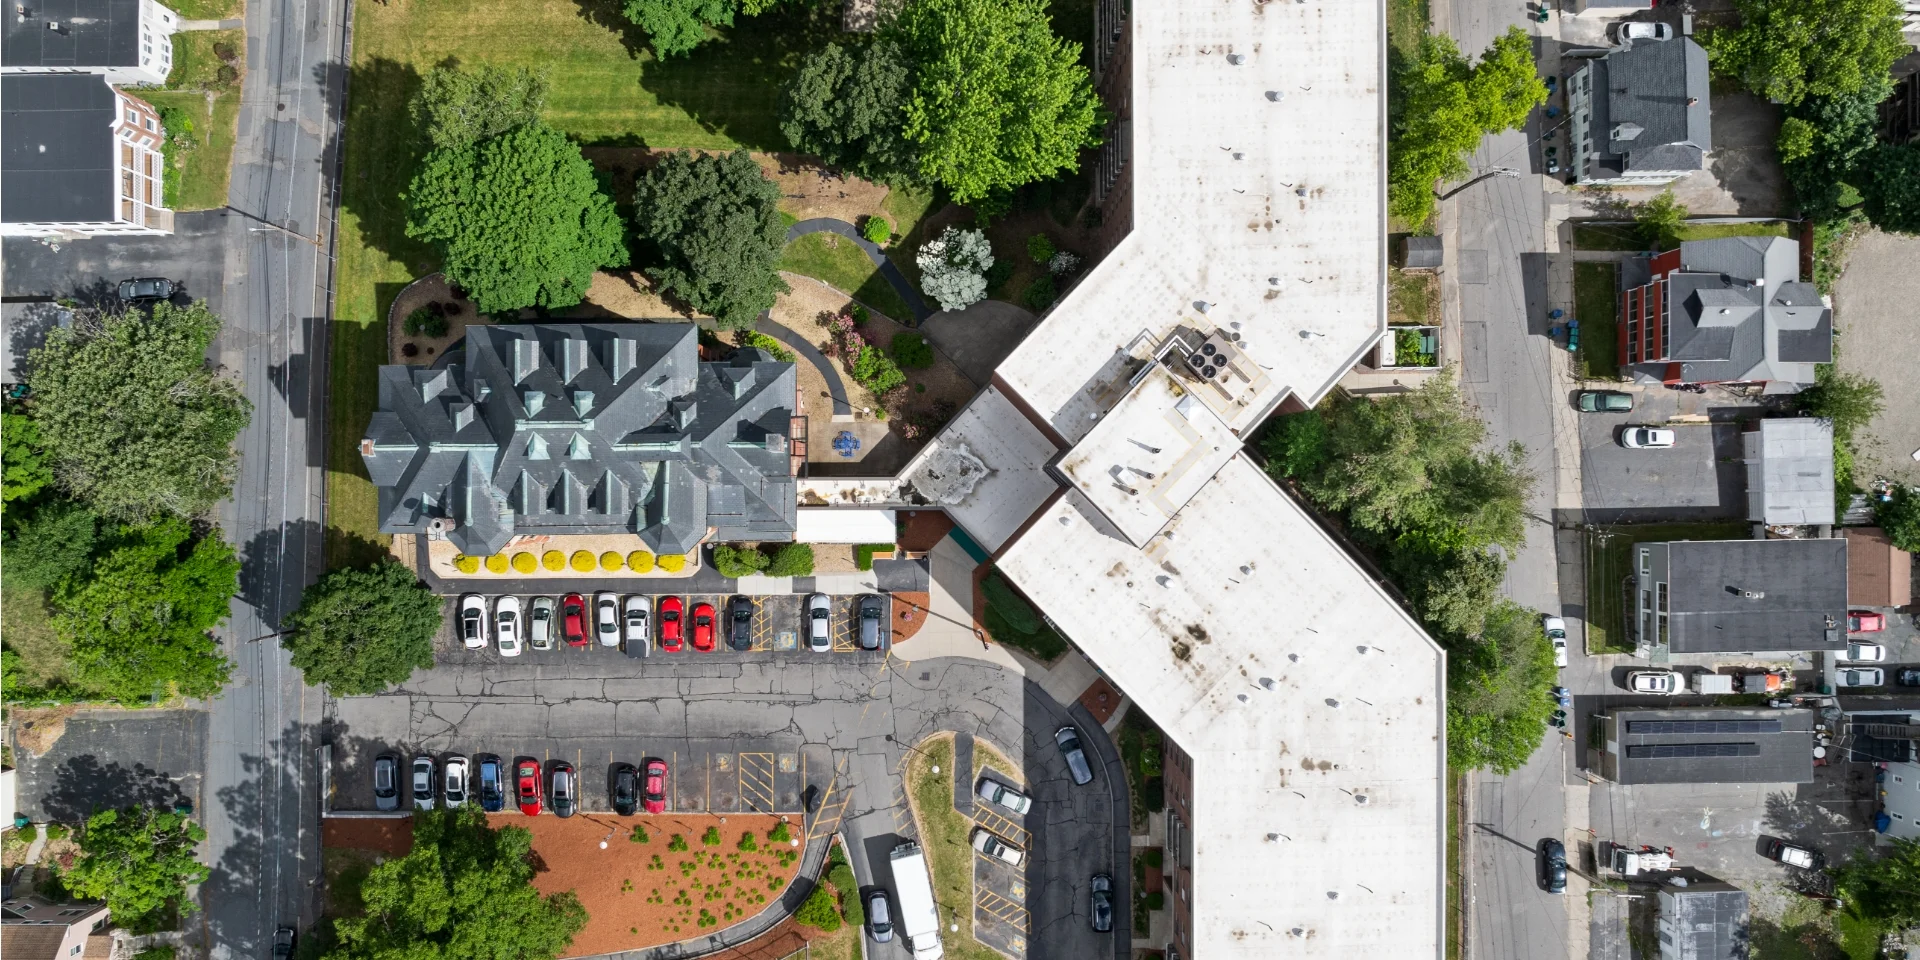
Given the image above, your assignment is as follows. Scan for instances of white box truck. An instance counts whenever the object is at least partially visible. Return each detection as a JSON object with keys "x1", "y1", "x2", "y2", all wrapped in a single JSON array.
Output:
[{"x1": 890, "y1": 841, "x2": 944, "y2": 959}]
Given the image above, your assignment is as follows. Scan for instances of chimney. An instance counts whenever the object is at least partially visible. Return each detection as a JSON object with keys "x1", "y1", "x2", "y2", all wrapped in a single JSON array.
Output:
[
  {"x1": 604, "y1": 337, "x2": 637, "y2": 382},
  {"x1": 473, "y1": 378, "x2": 491, "y2": 402}
]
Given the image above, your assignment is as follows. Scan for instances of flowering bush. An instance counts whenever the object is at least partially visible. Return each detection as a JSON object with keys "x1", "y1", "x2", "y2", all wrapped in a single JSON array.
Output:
[
  {"x1": 628, "y1": 550, "x2": 655, "y2": 573},
  {"x1": 570, "y1": 550, "x2": 596, "y2": 572},
  {"x1": 600, "y1": 551, "x2": 625, "y2": 571},
  {"x1": 511, "y1": 552, "x2": 537, "y2": 573},
  {"x1": 1049, "y1": 250, "x2": 1082, "y2": 276},
  {"x1": 657, "y1": 554, "x2": 687, "y2": 572},
  {"x1": 484, "y1": 554, "x2": 509, "y2": 573},
  {"x1": 917, "y1": 226, "x2": 993, "y2": 311},
  {"x1": 542, "y1": 550, "x2": 566, "y2": 571}
]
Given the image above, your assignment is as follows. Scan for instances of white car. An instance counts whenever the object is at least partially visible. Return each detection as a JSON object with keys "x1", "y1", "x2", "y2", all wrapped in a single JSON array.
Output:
[
  {"x1": 806, "y1": 593, "x2": 832, "y2": 653},
  {"x1": 595, "y1": 592, "x2": 621, "y2": 647},
  {"x1": 1543, "y1": 616, "x2": 1569, "y2": 668},
  {"x1": 1627, "y1": 670, "x2": 1682, "y2": 694},
  {"x1": 443, "y1": 755, "x2": 469, "y2": 808},
  {"x1": 528, "y1": 596, "x2": 555, "y2": 651},
  {"x1": 459, "y1": 594, "x2": 487, "y2": 649},
  {"x1": 1620, "y1": 426, "x2": 1676, "y2": 449},
  {"x1": 1834, "y1": 667, "x2": 1884, "y2": 688},
  {"x1": 1843, "y1": 641, "x2": 1886, "y2": 663},
  {"x1": 412, "y1": 755, "x2": 437, "y2": 811},
  {"x1": 1617, "y1": 21, "x2": 1673, "y2": 42},
  {"x1": 975, "y1": 777, "x2": 1033, "y2": 815},
  {"x1": 623, "y1": 595, "x2": 651, "y2": 655},
  {"x1": 970, "y1": 828, "x2": 1025, "y2": 866},
  {"x1": 495, "y1": 595, "x2": 522, "y2": 658}
]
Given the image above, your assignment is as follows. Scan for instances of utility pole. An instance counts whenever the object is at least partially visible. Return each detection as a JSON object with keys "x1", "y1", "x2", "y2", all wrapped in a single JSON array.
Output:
[{"x1": 1436, "y1": 168, "x2": 1521, "y2": 201}]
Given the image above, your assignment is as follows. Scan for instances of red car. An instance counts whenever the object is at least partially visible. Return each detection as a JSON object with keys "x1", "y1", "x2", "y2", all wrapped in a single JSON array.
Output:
[
  {"x1": 560, "y1": 593, "x2": 589, "y2": 647},
  {"x1": 658, "y1": 596, "x2": 684, "y2": 653},
  {"x1": 642, "y1": 758, "x2": 668, "y2": 814},
  {"x1": 691, "y1": 602, "x2": 716, "y2": 653},
  {"x1": 516, "y1": 759, "x2": 542, "y2": 815},
  {"x1": 1849, "y1": 610, "x2": 1886, "y2": 633}
]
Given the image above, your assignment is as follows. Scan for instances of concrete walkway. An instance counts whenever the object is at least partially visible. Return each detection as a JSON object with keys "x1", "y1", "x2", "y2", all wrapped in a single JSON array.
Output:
[
  {"x1": 176, "y1": 17, "x2": 243, "y2": 29},
  {"x1": 920, "y1": 299, "x2": 1038, "y2": 386},
  {"x1": 786, "y1": 218, "x2": 933, "y2": 323},
  {"x1": 757, "y1": 314, "x2": 852, "y2": 417},
  {"x1": 894, "y1": 535, "x2": 1023, "y2": 672}
]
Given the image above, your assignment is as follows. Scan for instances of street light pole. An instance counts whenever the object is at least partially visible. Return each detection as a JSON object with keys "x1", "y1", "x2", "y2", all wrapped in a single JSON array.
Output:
[{"x1": 885, "y1": 735, "x2": 940, "y2": 774}]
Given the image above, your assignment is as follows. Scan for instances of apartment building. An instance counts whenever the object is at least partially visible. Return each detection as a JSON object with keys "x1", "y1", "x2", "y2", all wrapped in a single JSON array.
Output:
[{"x1": 1, "y1": 72, "x2": 172, "y2": 237}]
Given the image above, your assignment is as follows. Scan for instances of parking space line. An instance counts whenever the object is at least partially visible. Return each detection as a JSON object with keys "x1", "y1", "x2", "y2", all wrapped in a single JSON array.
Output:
[
  {"x1": 739, "y1": 752, "x2": 776, "y2": 812},
  {"x1": 972, "y1": 808, "x2": 1029, "y2": 847},
  {"x1": 807, "y1": 755, "x2": 853, "y2": 841},
  {"x1": 975, "y1": 888, "x2": 1027, "y2": 925}
]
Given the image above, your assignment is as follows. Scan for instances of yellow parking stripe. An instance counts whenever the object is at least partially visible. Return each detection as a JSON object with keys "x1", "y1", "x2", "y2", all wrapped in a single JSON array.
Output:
[
  {"x1": 739, "y1": 752, "x2": 776, "y2": 812},
  {"x1": 972, "y1": 808, "x2": 1029, "y2": 847}
]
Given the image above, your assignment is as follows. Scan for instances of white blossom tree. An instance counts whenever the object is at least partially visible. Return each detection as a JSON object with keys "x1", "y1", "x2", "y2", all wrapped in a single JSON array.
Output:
[{"x1": 917, "y1": 226, "x2": 994, "y2": 311}]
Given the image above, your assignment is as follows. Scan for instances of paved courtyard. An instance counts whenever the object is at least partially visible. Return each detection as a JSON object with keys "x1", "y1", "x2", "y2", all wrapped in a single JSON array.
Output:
[
  {"x1": 1576, "y1": 385, "x2": 1754, "y2": 522},
  {"x1": 1833, "y1": 228, "x2": 1920, "y2": 485}
]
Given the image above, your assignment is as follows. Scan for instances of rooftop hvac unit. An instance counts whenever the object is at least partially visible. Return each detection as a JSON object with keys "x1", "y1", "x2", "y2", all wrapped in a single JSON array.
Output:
[{"x1": 1182, "y1": 330, "x2": 1244, "y2": 384}]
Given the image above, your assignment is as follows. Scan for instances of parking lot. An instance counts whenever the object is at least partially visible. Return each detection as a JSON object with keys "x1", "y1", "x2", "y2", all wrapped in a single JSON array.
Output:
[
  {"x1": 1577, "y1": 388, "x2": 1753, "y2": 522},
  {"x1": 328, "y1": 737, "x2": 828, "y2": 816},
  {"x1": 438, "y1": 591, "x2": 893, "y2": 664}
]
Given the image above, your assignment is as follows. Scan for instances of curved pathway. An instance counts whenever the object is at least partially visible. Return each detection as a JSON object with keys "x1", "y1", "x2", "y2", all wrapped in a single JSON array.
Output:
[
  {"x1": 758, "y1": 315, "x2": 853, "y2": 418},
  {"x1": 786, "y1": 217, "x2": 934, "y2": 323}
]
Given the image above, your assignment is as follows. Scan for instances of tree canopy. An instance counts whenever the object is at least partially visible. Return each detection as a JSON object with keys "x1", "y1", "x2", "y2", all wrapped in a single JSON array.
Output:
[
  {"x1": 1447, "y1": 600, "x2": 1559, "y2": 773},
  {"x1": 1777, "y1": 80, "x2": 1888, "y2": 220},
  {"x1": 2, "y1": 498, "x2": 100, "y2": 592},
  {"x1": 53, "y1": 517, "x2": 237, "y2": 701},
  {"x1": 1878, "y1": 485, "x2": 1920, "y2": 553},
  {"x1": 327, "y1": 807, "x2": 587, "y2": 960},
  {"x1": 1864, "y1": 143, "x2": 1920, "y2": 234},
  {"x1": 281, "y1": 559, "x2": 443, "y2": 695},
  {"x1": 781, "y1": 41, "x2": 920, "y2": 183},
  {"x1": 2, "y1": 410, "x2": 52, "y2": 504},
  {"x1": 623, "y1": 0, "x2": 735, "y2": 59},
  {"x1": 632, "y1": 150, "x2": 788, "y2": 329},
  {"x1": 1707, "y1": 0, "x2": 1908, "y2": 107},
  {"x1": 1832, "y1": 837, "x2": 1920, "y2": 928},
  {"x1": 26, "y1": 302, "x2": 250, "y2": 522},
  {"x1": 407, "y1": 123, "x2": 628, "y2": 314},
  {"x1": 917, "y1": 226, "x2": 994, "y2": 311},
  {"x1": 1389, "y1": 28, "x2": 1545, "y2": 228},
  {"x1": 411, "y1": 64, "x2": 549, "y2": 150},
  {"x1": 891, "y1": 0, "x2": 1103, "y2": 204},
  {"x1": 61, "y1": 807, "x2": 210, "y2": 928}
]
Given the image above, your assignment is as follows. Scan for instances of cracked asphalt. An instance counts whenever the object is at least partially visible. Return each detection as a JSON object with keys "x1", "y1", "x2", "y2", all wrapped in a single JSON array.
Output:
[{"x1": 325, "y1": 652, "x2": 1127, "y2": 960}]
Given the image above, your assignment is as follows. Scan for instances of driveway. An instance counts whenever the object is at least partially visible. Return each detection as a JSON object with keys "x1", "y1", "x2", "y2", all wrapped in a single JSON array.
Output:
[
  {"x1": 1, "y1": 210, "x2": 232, "y2": 316},
  {"x1": 1577, "y1": 386, "x2": 1754, "y2": 522},
  {"x1": 1833, "y1": 229, "x2": 1920, "y2": 484},
  {"x1": 9, "y1": 710, "x2": 205, "y2": 823}
]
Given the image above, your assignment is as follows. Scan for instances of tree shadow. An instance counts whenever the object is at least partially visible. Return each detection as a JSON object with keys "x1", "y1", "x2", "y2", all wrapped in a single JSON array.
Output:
[
  {"x1": 38, "y1": 754, "x2": 191, "y2": 822},
  {"x1": 624, "y1": 5, "x2": 842, "y2": 152},
  {"x1": 339, "y1": 57, "x2": 434, "y2": 274}
]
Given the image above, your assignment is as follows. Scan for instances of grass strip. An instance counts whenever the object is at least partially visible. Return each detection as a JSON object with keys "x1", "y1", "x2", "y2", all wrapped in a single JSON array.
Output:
[
  {"x1": 1584, "y1": 522, "x2": 1748, "y2": 652},
  {"x1": 778, "y1": 232, "x2": 914, "y2": 322},
  {"x1": 1573, "y1": 261, "x2": 1618, "y2": 379}
]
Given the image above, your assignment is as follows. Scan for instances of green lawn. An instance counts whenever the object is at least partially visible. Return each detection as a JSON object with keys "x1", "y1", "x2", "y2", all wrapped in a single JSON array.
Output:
[
  {"x1": 1573, "y1": 261, "x2": 1619, "y2": 379},
  {"x1": 904, "y1": 738, "x2": 1004, "y2": 960},
  {"x1": 1572, "y1": 220, "x2": 1791, "y2": 252},
  {"x1": 778, "y1": 232, "x2": 914, "y2": 322},
  {"x1": 2, "y1": 581, "x2": 78, "y2": 694},
  {"x1": 326, "y1": 0, "x2": 836, "y2": 565},
  {"x1": 1584, "y1": 522, "x2": 1748, "y2": 652},
  {"x1": 149, "y1": 30, "x2": 243, "y2": 212},
  {"x1": 168, "y1": 0, "x2": 241, "y2": 18},
  {"x1": 1388, "y1": 0, "x2": 1429, "y2": 61}
]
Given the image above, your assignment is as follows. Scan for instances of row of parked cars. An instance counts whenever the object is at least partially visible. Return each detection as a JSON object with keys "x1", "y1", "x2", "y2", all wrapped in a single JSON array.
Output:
[
  {"x1": 457, "y1": 593, "x2": 887, "y2": 657},
  {"x1": 371, "y1": 753, "x2": 669, "y2": 816}
]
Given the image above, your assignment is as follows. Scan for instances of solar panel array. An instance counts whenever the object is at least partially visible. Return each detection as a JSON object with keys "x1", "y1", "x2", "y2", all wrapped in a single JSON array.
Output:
[
  {"x1": 1626, "y1": 719, "x2": 1782, "y2": 735},
  {"x1": 1625, "y1": 742, "x2": 1762, "y2": 759}
]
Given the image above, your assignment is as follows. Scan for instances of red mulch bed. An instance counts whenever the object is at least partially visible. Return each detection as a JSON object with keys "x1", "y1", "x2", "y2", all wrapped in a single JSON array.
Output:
[
  {"x1": 896, "y1": 510, "x2": 954, "y2": 554},
  {"x1": 890, "y1": 591, "x2": 930, "y2": 644},
  {"x1": 1077, "y1": 677, "x2": 1121, "y2": 725},
  {"x1": 322, "y1": 817, "x2": 414, "y2": 857}
]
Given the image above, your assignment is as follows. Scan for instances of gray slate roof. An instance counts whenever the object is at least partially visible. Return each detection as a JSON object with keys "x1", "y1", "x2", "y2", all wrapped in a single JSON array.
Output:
[
  {"x1": 1663, "y1": 538, "x2": 1848, "y2": 653},
  {"x1": 1660, "y1": 883, "x2": 1751, "y2": 960},
  {"x1": 1636, "y1": 237, "x2": 1831, "y2": 387},
  {"x1": 1743, "y1": 418, "x2": 1834, "y2": 526},
  {"x1": 2, "y1": 0, "x2": 142, "y2": 69},
  {"x1": 1608, "y1": 708, "x2": 1813, "y2": 785},
  {"x1": 1, "y1": 74, "x2": 116, "y2": 225},
  {"x1": 362, "y1": 323, "x2": 797, "y2": 556},
  {"x1": 1585, "y1": 37, "x2": 1712, "y2": 178}
]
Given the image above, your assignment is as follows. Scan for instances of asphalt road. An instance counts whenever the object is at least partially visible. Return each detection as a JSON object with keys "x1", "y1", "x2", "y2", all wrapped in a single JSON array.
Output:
[{"x1": 198, "y1": 0, "x2": 348, "y2": 948}]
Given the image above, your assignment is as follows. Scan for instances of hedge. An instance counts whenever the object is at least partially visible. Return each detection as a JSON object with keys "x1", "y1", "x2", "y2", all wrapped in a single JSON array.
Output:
[
  {"x1": 854, "y1": 543, "x2": 894, "y2": 571},
  {"x1": 628, "y1": 550, "x2": 655, "y2": 573},
  {"x1": 484, "y1": 554, "x2": 509, "y2": 573},
  {"x1": 570, "y1": 550, "x2": 596, "y2": 572},
  {"x1": 542, "y1": 550, "x2": 566, "y2": 571},
  {"x1": 600, "y1": 550, "x2": 624, "y2": 571},
  {"x1": 658, "y1": 554, "x2": 687, "y2": 572},
  {"x1": 453, "y1": 555, "x2": 480, "y2": 574},
  {"x1": 767, "y1": 542, "x2": 815, "y2": 577},
  {"x1": 511, "y1": 552, "x2": 537, "y2": 573}
]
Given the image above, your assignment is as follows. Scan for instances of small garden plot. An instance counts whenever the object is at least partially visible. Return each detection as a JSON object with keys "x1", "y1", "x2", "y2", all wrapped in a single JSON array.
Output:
[{"x1": 507, "y1": 813, "x2": 807, "y2": 957}]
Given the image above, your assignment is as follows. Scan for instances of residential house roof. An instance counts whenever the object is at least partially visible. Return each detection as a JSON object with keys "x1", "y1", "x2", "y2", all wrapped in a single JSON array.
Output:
[
  {"x1": 1, "y1": 74, "x2": 116, "y2": 225},
  {"x1": 1583, "y1": 37, "x2": 1712, "y2": 179},
  {"x1": 1641, "y1": 237, "x2": 1830, "y2": 387},
  {"x1": 2, "y1": 0, "x2": 143, "y2": 69},
  {"x1": 1604, "y1": 708, "x2": 1814, "y2": 784},
  {"x1": 1743, "y1": 418, "x2": 1834, "y2": 526},
  {"x1": 1658, "y1": 881, "x2": 1751, "y2": 960},
  {"x1": 1661, "y1": 538, "x2": 1849, "y2": 653},
  {"x1": 362, "y1": 323, "x2": 796, "y2": 556},
  {"x1": 1844, "y1": 527, "x2": 1912, "y2": 608}
]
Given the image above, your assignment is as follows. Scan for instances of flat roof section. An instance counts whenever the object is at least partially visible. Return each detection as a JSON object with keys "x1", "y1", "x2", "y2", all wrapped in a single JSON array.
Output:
[
  {"x1": 1602, "y1": 708, "x2": 1813, "y2": 784},
  {"x1": 1744, "y1": 418, "x2": 1834, "y2": 526},
  {"x1": 996, "y1": 456, "x2": 1444, "y2": 959},
  {"x1": 1664, "y1": 538, "x2": 1848, "y2": 653},
  {"x1": 1054, "y1": 365, "x2": 1238, "y2": 547},
  {"x1": 995, "y1": 0, "x2": 1385, "y2": 444},
  {"x1": 897, "y1": 385, "x2": 1061, "y2": 554},
  {"x1": 1, "y1": 74, "x2": 117, "y2": 225}
]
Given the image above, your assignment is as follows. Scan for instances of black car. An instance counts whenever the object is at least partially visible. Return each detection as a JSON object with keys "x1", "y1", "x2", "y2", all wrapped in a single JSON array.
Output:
[
  {"x1": 477, "y1": 754, "x2": 505, "y2": 812},
  {"x1": 1897, "y1": 667, "x2": 1920, "y2": 687},
  {"x1": 728, "y1": 595, "x2": 755, "y2": 651},
  {"x1": 1089, "y1": 874, "x2": 1114, "y2": 932},
  {"x1": 272, "y1": 926, "x2": 296, "y2": 960},
  {"x1": 1538, "y1": 838, "x2": 1568, "y2": 894},
  {"x1": 857, "y1": 594, "x2": 885, "y2": 651},
  {"x1": 118, "y1": 277, "x2": 175, "y2": 303},
  {"x1": 611, "y1": 762, "x2": 638, "y2": 816},
  {"x1": 1056, "y1": 726, "x2": 1094, "y2": 785}
]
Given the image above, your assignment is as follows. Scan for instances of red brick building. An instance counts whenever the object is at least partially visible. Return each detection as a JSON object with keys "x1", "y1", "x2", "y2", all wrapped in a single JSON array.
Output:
[{"x1": 1616, "y1": 236, "x2": 1829, "y2": 389}]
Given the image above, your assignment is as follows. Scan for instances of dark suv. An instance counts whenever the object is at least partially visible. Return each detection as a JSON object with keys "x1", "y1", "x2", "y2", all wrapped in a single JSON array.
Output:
[
  {"x1": 857, "y1": 594, "x2": 885, "y2": 650},
  {"x1": 611, "y1": 763, "x2": 638, "y2": 816},
  {"x1": 728, "y1": 595, "x2": 755, "y2": 651},
  {"x1": 1538, "y1": 838, "x2": 1568, "y2": 894},
  {"x1": 118, "y1": 277, "x2": 175, "y2": 303}
]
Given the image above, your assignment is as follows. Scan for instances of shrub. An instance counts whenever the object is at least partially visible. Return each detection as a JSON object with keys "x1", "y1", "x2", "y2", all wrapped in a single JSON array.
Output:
[
  {"x1": 1026, "y1": 233, "x2": 1057, "y2": 264},
  {"x1": 702, "y1": 826, "x2": 722, "y2": 847},
  {"x1": 851, "y1": 345, "x2": 907, "y2": 395},
  {"x1": 827, "y1": 862, "x2": 856, "y2": 895},
  {"x1": 890, "y1": 332, "x2": 935, "y2": 369},
  {"x1": 630, "y1": 825, "x2": 650, "y2": 843},
  {"x1": 453, "y1": 554, "x2": 480, "y2": 574},
  {"x1": 1022, "y1": 275, "x2": 1058, "y2": 311},
  {"x1": 712, "y1": 544, "x2": 770, "y2": 578},
  {"x1": 1142, "y1": 847, "x2": 1164, "y2": 869},
  {"x1": 213, "y1": 41, "x2": 237, "y2": 62},
  {"x1": 767, "y1": 543, "x2": 815, "y2": 577},
  {"x1": 668, "y1": 834, "x2": 688, "y2": 851},
  {"x1": 793, "y1": 882, "x2": 842, "y2": 931},
  {"x1": 484, "y1": 554, "x2": 509, "y2": 573},
  {"x1": 215, "y1": 63, "x2": 238, "y2": 86},
  {"x1": 849, "y1": 304, "x2": 869, "y2": 324},
  {"x1": 511, "y1": 552, "x2": 536, "y2": 573},
  {"x1": 861, "y1": 216, "x2": 892, "y2": 244},
  {"x1": 769, "y1": 822, "x2": 792, "y2": 843},
  {"x1": 600, "y1": 550, "x2": 625, "y2": 571},
  {"x1": 984, "y1": 258, "x2": 1013, "y2": 293},
  {"x1": 542, "y1": 550, "x2": 566, "y2": 571},
  {"x1": 854, "y1": 543, "x2": 894, "y2": 570},
  {"x1": 737, "y1": 831, "x2": 759, "y2": 852},
  {"x1": 1143, "y1": 891, "x2": 1165, "y2": 911},
  {"x1": 733, "y1": 330, "x2": 796, "y2": 363},
  {"x1": 1049, "y1": 250, "x2": 1082, "y2": 277},
  {"x1": 133, "y1": 947, "x2": 175, "y2": 960},
  {"x1": 658, "y1": 554, "x2": 687, "y2": 572},
  {"x1": 570, "y1": 550, "x2": 596, "y2": 572},
  {"x1": 628, "y1": 551, "x2": 655, "y2": 573},
  {"x1": 1143, "y1": 776, "x2": 1165, "y2": 812},
  {"x1": 403, "y1": 307, "x2": 449, "y2": 338},
  {"x1": 917, "y1": 226, "x2": 993, "y2": 311}
]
